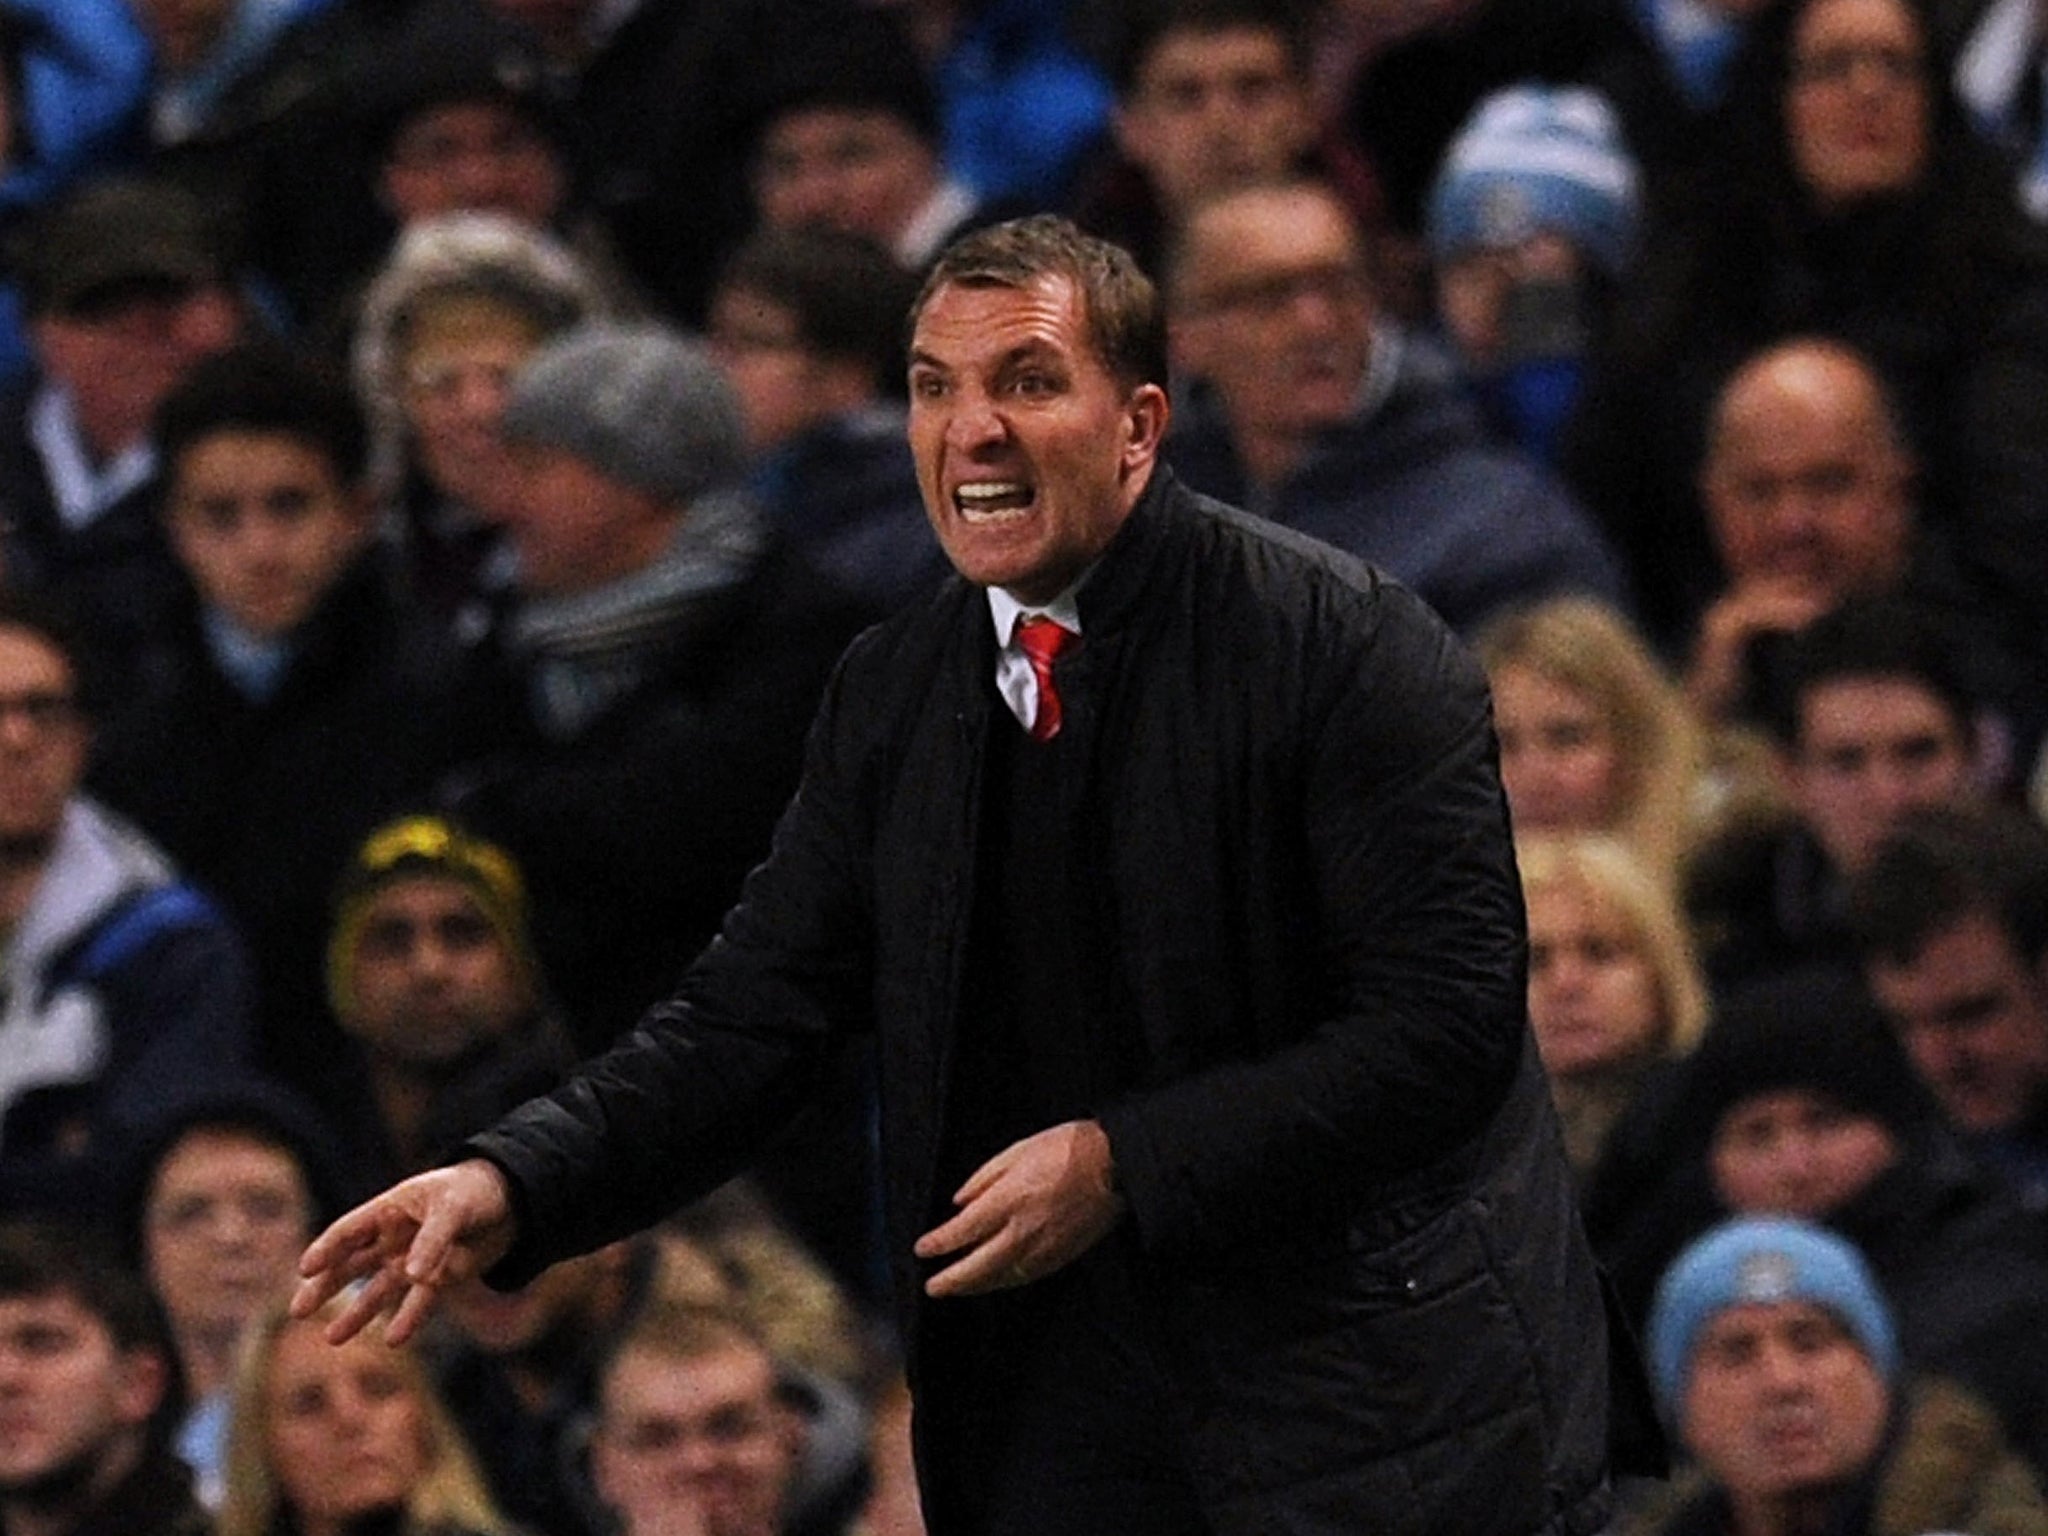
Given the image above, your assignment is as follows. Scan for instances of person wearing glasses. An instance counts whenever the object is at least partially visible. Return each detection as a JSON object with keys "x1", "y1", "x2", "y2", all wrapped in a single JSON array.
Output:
[{"x1": 0, "y1": 589, "x2": 255, "y2": 1215}]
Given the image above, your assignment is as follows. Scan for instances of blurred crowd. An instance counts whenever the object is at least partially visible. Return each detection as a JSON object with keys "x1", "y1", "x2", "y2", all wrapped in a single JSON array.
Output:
[{"x1": 0, "y1": 0, "x2": 2044, "y2": 1531}]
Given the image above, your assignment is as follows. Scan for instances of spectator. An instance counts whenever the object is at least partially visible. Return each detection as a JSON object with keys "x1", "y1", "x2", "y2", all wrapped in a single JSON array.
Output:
[
  {"x1": 588, "y1": 1300, "x2": 860, "y2": 1536},
  {"x1": 1604, "y1": 972, "x2": 2048, "y2": 1470},
  {"x1": 1565, "y1": 0, "x2": 2048, "y2": 657},
  {"x1": 1685, "y1": 597, "x2": 1981, "y2": 993},
  {"x1": 0, "y1": 1222, "x2": 207, "y2": 1536},
  {"x1": 1426, "y1": 84, "x2": 1640, "y2": 467},
  {"x1": 321, "y1": 814, "x2": 576, "y2": 1186},
  {"x1": 748, "y1": 6, "x2": 985, "y2": 274},
  {"x1": 1638, "y1": 1228, "x2": 2048, "y2": 1536},
  {"x1": 1852, "y1": 803, "x2": 2048, "y2": 1211},
  {"x1": 0, "y1": 590, "x2": 254, "y2": 1214},
  {"x1": 445, "y1": 321, "x2": 863, "y2": 1049},
  {"x1": 121, "y1": 1079, "x2": 353, "y2": 1508},
  {"x1": 437, "y1": 1239, "x2": 644, "y2": 1536},
  {"x1": 1164, "y1": 176, "x2": 1629, "y2": 635},
  {"x1": 219, "y1": 1296, "x2": 513, "y2": 1536},
  {"x1": 1631, "y1": 1215, "x2": 2048, "y2": 1536},
  {"x1": 1477, "y1": 597, "x2": 1714, "y2": 877},
  {"x1": 353, "y1": 212, "x2": 610, "y2": 635},
  {"x1": 0, "y1": 176, "x2": 246, "y2": 702},
  {"x1": 707, "y1": 227, "x2": 944, "y2": 619},
  {"x1": 1518, "y1": 832, "x2": 1709, "y2": 1179},
  {"x1": 1685, "y1": 337, "x2": 2032, "y2": 752},
  {"x1": 0, "y1": 0, "x2": 152, "y2": 388},
  {"x1": 1070, "y1": 0, "x2": 1369, "y2": 284},
  {"x1": 87, "y1": 341, "x2": 461, "y2": 1101}
]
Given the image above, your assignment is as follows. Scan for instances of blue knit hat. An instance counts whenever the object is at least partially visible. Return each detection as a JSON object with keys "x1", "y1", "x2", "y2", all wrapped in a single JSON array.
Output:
[
  {"x1": 1426, "y1": 85, "x2": 1640, "y2": 277},
  {"x1": 1647, "y1": 1217, "x2": 1899, "y2": 1414}
]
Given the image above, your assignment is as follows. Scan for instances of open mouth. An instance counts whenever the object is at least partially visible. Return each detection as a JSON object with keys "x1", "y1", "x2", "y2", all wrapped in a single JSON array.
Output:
[{"x1": 954, "y1": 480, "x2": 1034, "y2": 523}]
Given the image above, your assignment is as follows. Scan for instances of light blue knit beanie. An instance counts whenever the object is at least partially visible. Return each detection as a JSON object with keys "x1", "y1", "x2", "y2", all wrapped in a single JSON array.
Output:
[{"x1": 1646, "y1": 1216, "x2": 1899, "y2": 1415}]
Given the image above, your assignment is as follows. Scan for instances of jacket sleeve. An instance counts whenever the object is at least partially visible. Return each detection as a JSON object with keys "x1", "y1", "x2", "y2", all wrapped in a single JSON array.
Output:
[
  {"x1": 468, "y1": 640, "x2": 882, "y2": 1285},
  {"x1": 1099, "y1": 581, "x2": 1530, "y2": 1258}
]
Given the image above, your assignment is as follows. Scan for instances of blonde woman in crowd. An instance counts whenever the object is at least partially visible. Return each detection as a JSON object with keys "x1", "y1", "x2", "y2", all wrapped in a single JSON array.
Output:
[
  {"x1": 218, "y1": 1297, "x2": 515, "y2": 1536},
  {"x1": 1519, "y1": 832, "x2": 1710, "y2": 1179},
  {"x1": 1480, "y1": 597, "x2": 1744, "y2": 875}
]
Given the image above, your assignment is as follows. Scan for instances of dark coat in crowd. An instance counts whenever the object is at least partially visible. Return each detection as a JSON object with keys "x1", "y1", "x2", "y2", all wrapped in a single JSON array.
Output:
[
  {"x1": 0, "y1": 389, "x2": 182, "y2": 714},
  {"x1": 1165, "y1": 330, "x2": 1629, "y2": 636},
  {"x1": 86, "y1": 551, "x2": 461, "y2": 1096},
  {"x1": 443, "y1": 546, "x2": 864, "y2": 1053},
  {"x1": 468, "y1": 472, "x2": 1644, "y2": 1534},
  {"x1": 22, "y1": 1448, "x2": 214, "y2": 1536}
]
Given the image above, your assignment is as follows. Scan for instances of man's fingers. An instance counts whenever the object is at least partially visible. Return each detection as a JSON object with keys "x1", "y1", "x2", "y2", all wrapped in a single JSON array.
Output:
[
  {"x1": 914, "y1": 1192, "x2": 1004, "y2": 1260},
  {"x1": 383, "y1": 1275, "x2": 441, "y2": 1348},
  {"x1": 924, "y1": 1236, "x2": 1024, "y2": 1297},
  {"x1": 952, "y1": 1145, "x2": 1016, "y2": 1205},
  {"x1": 323, "y1": 1267, "x2": 403, "y2": 1345},
  {"x1": 402, "y1": 1190, "x2": 470, "y2": 1286}
]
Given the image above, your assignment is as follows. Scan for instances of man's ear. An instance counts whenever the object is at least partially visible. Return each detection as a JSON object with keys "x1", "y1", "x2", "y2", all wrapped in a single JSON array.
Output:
[
  {"x1": 1122, "y1": 383, "x2": 1170, "y2": 475},
  {"x1": 113, "y1": 1347, "x2": 167, "y2": 1429}
]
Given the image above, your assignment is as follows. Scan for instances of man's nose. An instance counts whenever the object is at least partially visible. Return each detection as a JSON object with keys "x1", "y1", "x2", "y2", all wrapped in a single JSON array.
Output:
[{"x1": 944, "y1": 393, "x2": 1007, "y2": 453}]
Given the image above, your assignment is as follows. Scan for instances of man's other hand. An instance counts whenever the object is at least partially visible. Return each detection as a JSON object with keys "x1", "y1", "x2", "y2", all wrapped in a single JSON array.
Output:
[{"x1": 914, "y1": 1119, "x2": 1125, "y2": 1297}]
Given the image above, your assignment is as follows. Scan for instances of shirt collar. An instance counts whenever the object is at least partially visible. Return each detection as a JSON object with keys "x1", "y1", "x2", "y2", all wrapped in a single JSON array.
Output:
[{"x1": 986, "y1": 582, "x2": 1084, "y2": 648}]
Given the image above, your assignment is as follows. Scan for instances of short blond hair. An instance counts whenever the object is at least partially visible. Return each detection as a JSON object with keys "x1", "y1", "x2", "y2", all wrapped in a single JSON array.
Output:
[
  {"x1": 217, "y1": 1295, "x2": 512, "y2": 1536},
  {"x1": 1517, "y1": 831, "x2": 1710, "y2": 1056}
]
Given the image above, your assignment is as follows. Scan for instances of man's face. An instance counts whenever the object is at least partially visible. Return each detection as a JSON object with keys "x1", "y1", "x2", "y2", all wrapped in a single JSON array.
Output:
[
  {"x1": 1866, "y1": 910, "x2": 2048, "y2": 1133},
  {"x1": 1170, "y1": 186, "x2": 1374, "y2": 448},
  {"x1": 0, "y1": 627, "x2": 86, "y2": 849},
  {"x1": 144, "y1": 1128, "x2": 312, "y2": 1345},
  {"x1": 593, "y1": 1342, "x2": 799, "y2": 1536},
  {"x1": 381, "y1": 101, "x2": 566, "y2": 230},
  {"x1": 1702, "y1": 353, "x2": 1911, "y2": 607},
  {"x1": 0, "y1": 1293, "x2": 160, "y2": 1496},
  {"x1": 1114, "y1": 26, "x2": 1314, "y2": 214},
  {"x1": 1789, "y1": 676, "x2": 1971, "y2": 872},
  {"x1": 1786, "y1": 0, "x2": 1929, "y2": 209},
  {"x1": 907, "y1": 274, "x2": 1166, "y2": 604},
  {"x1": 30, "y1": 284, "x2": 241, "y2": 456},
  {"x1": 343, "y1": 874, "x2": 531, "y2": 1066},
  {"x1": 752, "y1": 107, "x2": 937, "y2": 252},
  {"x1": 1683, "y1": 1300, "x2": 1888, "y2": 1503},
  {"x1": 493, "y1": 444, "x2": 676, "y2": 597},
  {"x1": 166, "y1": 431, "x2": 371, "y2": 639},
  {"x1": 1710, "y1": 1088, "x2": 1901, "y2": 1218},
  {"x1": 708, "y1": 285, "x2": 867, "y2": 455}
]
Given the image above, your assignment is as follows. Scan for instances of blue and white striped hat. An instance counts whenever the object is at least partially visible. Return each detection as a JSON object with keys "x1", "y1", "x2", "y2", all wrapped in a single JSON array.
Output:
[{"x1": 1427, "y1": 84, "x2": 1641, "y2": 276}]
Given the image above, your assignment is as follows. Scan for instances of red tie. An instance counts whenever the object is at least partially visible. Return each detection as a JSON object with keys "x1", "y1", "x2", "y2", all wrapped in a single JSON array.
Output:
[{"x1": 1015, "y1": 616, "x2": 1075, "y2": 741}]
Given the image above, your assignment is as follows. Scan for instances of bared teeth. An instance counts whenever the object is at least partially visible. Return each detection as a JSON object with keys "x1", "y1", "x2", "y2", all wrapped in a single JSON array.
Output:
[{"x1": 955, "y1": 481, "x2": 1033, "y2": 519}]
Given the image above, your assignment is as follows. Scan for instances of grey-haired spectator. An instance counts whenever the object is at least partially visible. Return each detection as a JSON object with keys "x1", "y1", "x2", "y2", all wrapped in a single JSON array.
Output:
[
  {"x1": 0, "y1": 588, "x2": 256, "y2": 1217},
  {"x1": 707, "y1": 227, "x2": 944, "y2": 620},
  {"x1": 1427, "y1": 84, "x2": 1639, "y2": 466},
  {"x1": 354, "y1": 212, "x2": 612, "y2": 634},
  {"x1": 444, "y1": 320, "x2": 864, "y2": 1052},
  {"x1": 0, "y1": 177, "x2": 247, "y2": 706},
  {"x1": 86, "y1": 341, "x2": 462, "y2": 1105},
  {"x1": 1628, "y1": 1215, "x2": 2048, "y2": 1536},
  {"x1": 1853, "y1": 803, "x2": 2048, "y2": 1212},
  {"x1": 0, "y1": 1221, "x2": 208, "y2": 1536}
]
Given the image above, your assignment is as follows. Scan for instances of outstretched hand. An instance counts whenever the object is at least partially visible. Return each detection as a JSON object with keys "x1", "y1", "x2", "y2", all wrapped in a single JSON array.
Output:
[
  {"x1": 914, "y1": 1119, "x2": 1124, "y2": 1297},
  {"x1": 292, "y1": 1158, "x2": 517, "y2": 1346}
]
